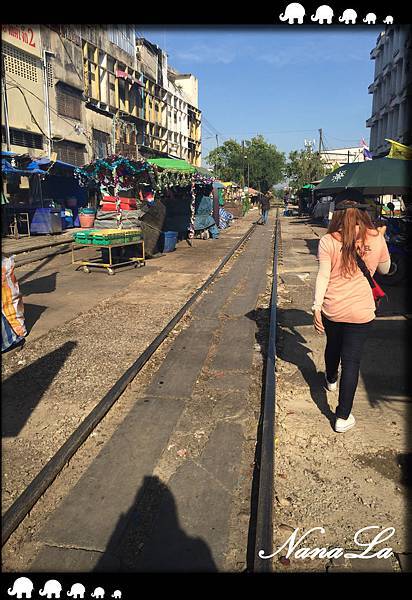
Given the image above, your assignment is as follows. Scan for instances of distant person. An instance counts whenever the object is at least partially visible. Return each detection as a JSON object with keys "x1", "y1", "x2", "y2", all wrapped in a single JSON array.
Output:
[
  {"x1": 312, "y1": 190, "x2": 390, "y2": 433},
  {"x1": 284, "y1": 193, "x2": 290, "y2": 216},
  {"x1": 258, "y1": 194, "x2": 270, "y2": 224}
]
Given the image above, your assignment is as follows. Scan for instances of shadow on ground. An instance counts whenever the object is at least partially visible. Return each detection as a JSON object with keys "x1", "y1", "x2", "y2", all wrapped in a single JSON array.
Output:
[
  {"x1": 273, "y1": 307, "x2": 335, "y2": 427},
  {"x1": 22, "y1": 304, "x2": 48, "y2": 334},
  {"x1": 2, "y1": 341, "x2": 77, "y2": 438},
  {"x1": 20, "y1": 272, "x2": 58, "y2": 297},
  {"x1": 93, "y1": 475, "x2": 217, "y2": 572}
]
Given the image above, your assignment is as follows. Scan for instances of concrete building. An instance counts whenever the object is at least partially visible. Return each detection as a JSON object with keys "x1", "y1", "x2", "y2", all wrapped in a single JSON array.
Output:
[
  {"x1": 320, "y1": 147, "x2": 365, "y2": 168},
  {"x1": 366, "y1": 25, "x2": 412, "y2": 157},
  {"x1": 2, "y1": 25, "x2": 51, "y2": 159},
  {"x1": 136, "y1": 39, "x2": 201, "y2": 165},
  {"x1": 2, "y1": 25, "x2": 202, "y2": 166}
]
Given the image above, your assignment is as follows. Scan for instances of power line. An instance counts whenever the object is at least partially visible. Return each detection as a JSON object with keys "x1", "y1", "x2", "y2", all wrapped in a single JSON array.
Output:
[
  {"x1": 56, "y1": 31, "x2": 84, "y2": 84},
  {"x1": 5, "y1": 75, "x2": 93, "y2": 147}
]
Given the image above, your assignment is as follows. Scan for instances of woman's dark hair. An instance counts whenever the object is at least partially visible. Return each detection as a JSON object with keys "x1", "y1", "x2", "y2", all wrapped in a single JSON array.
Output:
[{"x1": 328, "y1": 202, "x2": 378, "y2": 277}]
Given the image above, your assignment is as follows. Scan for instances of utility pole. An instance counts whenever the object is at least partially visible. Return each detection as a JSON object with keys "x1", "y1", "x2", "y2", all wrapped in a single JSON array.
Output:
[
  {"x1": 242, "y1": 140, "x2": 245, "y2": 187},
  {"x1": 42, "y1": 50, "x2": 53, "y2": 158},
  {"x1": 214, "y1": 134, "x2": 219, "y2": 178},
  {"x1": 318, "y1": 128, "x2": 323, "y2": 154},
  {"x1": 2, "y1": 54, "x2": 11, "y2": 151}
]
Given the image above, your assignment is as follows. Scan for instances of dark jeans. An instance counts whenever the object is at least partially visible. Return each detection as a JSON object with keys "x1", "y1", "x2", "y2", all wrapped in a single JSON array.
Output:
[
  {"x1": 261, "y1": 209, "x2": 268, "y2": 224},
  {"x1": 322, "y1": 315, "x2": 373, "y2": 420}
]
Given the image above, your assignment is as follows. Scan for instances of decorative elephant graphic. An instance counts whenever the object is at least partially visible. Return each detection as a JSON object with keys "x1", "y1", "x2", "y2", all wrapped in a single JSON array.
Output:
[
  {"x1": 39, "y1": 580, "x2": 62, "y2": 599},
  {"x1": 91, "y1": 589, "x2": 105, "y2": 599},
  {"x1": 7, "y1": 577, "x2": 34, "y2": 599},
  {"x1": 338, "y1": 9, "x2": 357, "y2": 24},
  {"x1": 383, "y1": 15, "x2": 394, "y2": 24},
  {"x1": 111, "y1": 592, "x2": 122, "y2": 599},
  {"x1": 66, "y1": 584, "x2": 85, "y2": 599},
  {"x1": 279, "y1": 3, "x2": 306, "y2": 24},
  {"x1": 363, "y1": 13, "x2": 377, "y2": 24},
  {"x1": 311, "y1": 5, "x2": 334, "y2": 24}
]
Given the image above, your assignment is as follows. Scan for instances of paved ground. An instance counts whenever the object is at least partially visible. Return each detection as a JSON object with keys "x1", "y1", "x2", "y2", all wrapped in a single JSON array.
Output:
[
  {"x1": 272, "y1": 215, "x2": 411, "y2": 573},
  {"x1": 2, "y1": 209, "x2": 275, "y2": 572}
]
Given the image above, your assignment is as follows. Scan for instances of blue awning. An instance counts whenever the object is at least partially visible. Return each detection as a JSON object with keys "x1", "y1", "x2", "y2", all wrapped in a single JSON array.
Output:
[{"x1": 1, "y1": 159, "x2": 45, "y2": 176}]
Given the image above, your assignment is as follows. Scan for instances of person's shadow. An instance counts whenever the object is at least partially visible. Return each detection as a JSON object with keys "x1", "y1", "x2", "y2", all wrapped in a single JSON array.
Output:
[
  {"x1": 94, "y1": 475, "x2": 218, "y2": 572},
  {"x1": 246, "y1": 307, "x2": 335, "y2": 428}
]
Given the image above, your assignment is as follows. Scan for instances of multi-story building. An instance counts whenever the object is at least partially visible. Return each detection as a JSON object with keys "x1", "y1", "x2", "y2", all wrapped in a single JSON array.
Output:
[
  {"x1": 2, "y1": 25, "x2": 50, "y2": 158},
  {"x1": 136, "y1": 38, "x2": 201, "y2": 165},
  {"x1": 366, "y1": 25, "x2": 412, "y2": 157},
  {"x1": 2, "y1": 25, "x2": 202, "y2": 166}
]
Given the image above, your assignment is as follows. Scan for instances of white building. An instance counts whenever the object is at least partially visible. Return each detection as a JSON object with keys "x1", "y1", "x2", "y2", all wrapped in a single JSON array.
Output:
[
  {"x1": 320, "y1": 147, "x2": 365, "y2": 168},
  {"x1": 366, "y1": 25, "x2": 412, "y2": 157}
]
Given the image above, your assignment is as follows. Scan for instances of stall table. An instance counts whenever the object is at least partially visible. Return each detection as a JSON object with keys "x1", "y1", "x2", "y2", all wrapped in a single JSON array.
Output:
[{"x1": 71, "y1": 239, "x2": 145, "y2": 275}]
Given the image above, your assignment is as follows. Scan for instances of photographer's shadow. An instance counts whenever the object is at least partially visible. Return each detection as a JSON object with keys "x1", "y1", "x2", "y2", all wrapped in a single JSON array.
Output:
[{"x1": 276, "y1": 308, "x2": 335, "y2": 427}]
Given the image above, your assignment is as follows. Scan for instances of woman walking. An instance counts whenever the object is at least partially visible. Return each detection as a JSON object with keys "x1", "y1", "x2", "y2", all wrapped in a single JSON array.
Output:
[{"x1": 312, "y1": 190, "x2": 391, "y2": 432}]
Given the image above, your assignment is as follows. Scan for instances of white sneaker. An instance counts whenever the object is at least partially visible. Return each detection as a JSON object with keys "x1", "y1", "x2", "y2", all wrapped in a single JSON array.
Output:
[
  {"x1": 325, "y1": 374, "x2": 337, "y2": 392},
  {"x1": 335, "y1": 414, "x2": 356, "y2": 433}
]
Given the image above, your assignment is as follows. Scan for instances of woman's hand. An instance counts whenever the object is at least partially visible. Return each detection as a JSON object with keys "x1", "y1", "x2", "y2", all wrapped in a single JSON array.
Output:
[
  {"x1": 377, "y1": 225, "x2": 387, "y2": 236},
  {"x1": 313, "y1": 310, "x2": 324, "y2": 334}
]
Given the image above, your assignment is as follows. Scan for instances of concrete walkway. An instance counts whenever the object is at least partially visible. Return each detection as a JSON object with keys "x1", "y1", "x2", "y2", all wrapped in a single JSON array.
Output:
[{"x1": 26, "y1": 214, "x2": 275, "y2": 572}]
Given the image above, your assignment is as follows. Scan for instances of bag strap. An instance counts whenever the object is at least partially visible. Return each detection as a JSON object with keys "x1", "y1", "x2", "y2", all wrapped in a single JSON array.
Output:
[{"x1": 355, "y1": 252, "x2": 375, "y2": 289}]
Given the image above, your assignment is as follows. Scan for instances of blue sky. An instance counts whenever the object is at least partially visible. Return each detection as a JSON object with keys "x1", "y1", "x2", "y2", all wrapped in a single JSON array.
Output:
[{"x1": 139, "y1": 28, "x2": 379, "y2": 166}]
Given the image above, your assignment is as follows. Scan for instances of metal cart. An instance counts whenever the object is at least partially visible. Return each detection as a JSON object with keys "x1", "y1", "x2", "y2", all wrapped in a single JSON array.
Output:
[{"x1": 72, "y1": 239, "x2": 145, "y2": 275}]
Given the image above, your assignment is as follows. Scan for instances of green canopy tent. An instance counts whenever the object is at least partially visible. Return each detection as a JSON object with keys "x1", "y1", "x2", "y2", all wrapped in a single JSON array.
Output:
[
  {"x1": 315, "y1": 157, "x2": 412, "y2": 195},
  {"x1": 146, "y1": 158, "x2": 196, "y2": 173}
]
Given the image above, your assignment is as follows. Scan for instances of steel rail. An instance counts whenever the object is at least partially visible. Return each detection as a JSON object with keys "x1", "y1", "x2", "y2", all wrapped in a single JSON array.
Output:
[
  {"x1": 253, "y1": 211, "x2": 280, "y2": 572},
  {"x1": 2, "y1": 222, "x2": 257, "y2": 546}
]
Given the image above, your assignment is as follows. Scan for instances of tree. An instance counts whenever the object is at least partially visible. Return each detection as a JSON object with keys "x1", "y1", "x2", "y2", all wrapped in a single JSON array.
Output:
[
  {"x1": 285, "y1": 147, "x2": 327, "y2": 192},
  {"x1": 206, "y1": 135, "x2": 286, "y2": 193}
]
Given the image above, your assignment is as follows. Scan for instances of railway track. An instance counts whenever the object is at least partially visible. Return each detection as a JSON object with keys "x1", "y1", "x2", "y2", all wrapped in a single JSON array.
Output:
[
  {"x1": 3, "y1": 213, "x2": 281, "y2": 573},
  {"x1": 251, "y1": 214, "x2": 280, "y2": 572}
]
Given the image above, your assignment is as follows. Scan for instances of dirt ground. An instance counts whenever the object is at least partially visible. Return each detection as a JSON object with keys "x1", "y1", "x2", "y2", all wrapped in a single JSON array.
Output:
[{"x1": 271, "y1": 216, "x2": 411, "y2": 573}]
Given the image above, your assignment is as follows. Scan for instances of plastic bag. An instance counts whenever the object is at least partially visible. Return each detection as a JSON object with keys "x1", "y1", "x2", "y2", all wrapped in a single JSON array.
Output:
[{"x1": 2, "y1": 255, "x2": 26, "y2": 352}]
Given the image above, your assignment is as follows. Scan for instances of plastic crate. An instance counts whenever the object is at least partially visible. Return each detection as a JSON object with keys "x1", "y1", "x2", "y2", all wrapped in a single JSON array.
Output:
[
  {"x1": 73, "y1": 230, "x2": 95, "y2": 244},
  {"x1": 124, "y1": 229, "x2": 143, "y2": 243},
  {"x1": 92, "y1": 233, "x2": 124, "y2": 245}
]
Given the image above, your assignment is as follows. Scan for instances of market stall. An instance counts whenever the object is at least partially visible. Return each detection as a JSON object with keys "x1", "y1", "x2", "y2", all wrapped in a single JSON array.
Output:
[
  {"x1": 1, "y1": 152, "x2": 88, "y2": 236},
  {"x1": 222, "y1": 182, "x2": 244, "y2": 217},
  {"x1": 147, "y1": 158, "x2": 218, "y2": 244}
]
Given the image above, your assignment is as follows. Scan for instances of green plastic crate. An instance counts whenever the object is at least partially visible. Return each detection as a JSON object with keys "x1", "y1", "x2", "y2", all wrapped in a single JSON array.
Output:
[
  {"x1": 124, "y1": 233, "x2": 143, "y2": 243},
  {"x1": 91, "y1": 233, "x2": 125, "y2": 246},
  {"x1": 73, "y1": 230, "x2": 95, "y2": 244},
  {"x1": 124, "y1": 229, "x2": 143, "y2": 243}
]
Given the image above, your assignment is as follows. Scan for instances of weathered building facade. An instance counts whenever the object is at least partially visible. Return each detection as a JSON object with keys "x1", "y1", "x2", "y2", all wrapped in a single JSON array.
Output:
[
  {"x1": 366, "y1": 25, "x2": 412, "y2": 157},
  {"x1": 2, "y1": 25, "x2": 202, "y2": 166}
]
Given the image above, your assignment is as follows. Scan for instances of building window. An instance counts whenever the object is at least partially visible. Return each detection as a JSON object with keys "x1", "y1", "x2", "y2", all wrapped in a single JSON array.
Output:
[
  {"x1": 107, "y1": 25, "x2": 135, "y2": 57},
  {"x1": 92, "y1": 129, "x2": 110, "y2": 159},
  {"x1": 56, "y1": 83, "x2": 82, "y2": 120},
  {"x1": 55, "y1": 140, "x2": 86, "y2": 166},
  {"x1": 3, "y1": 42, "x2": 39, "y2": 82},
  {"x1": 2, "y1": 126, "x2": 43, "y2": 149}
]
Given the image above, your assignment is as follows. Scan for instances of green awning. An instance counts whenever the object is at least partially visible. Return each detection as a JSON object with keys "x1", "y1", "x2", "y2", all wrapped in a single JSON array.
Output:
[
  {"x1": 147, "y1": 158, "x2": 196, "y2": 172},
  {"x1": 315, "y1": 157, "x2": 412, "y2": 195}
]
